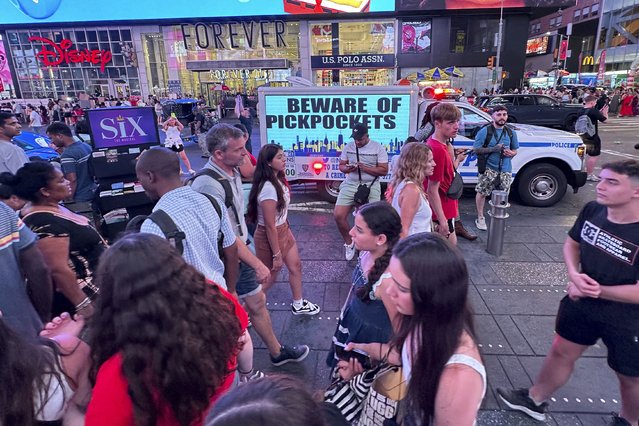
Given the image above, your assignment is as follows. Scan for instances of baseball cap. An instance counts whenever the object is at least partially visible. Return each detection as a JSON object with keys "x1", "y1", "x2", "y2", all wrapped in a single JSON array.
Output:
[{"x1": 350, "y1": 123, "x2": 368, "y2": 140}]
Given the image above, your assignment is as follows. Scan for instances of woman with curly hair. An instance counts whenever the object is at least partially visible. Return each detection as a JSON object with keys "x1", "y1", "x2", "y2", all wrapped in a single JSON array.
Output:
[
  {"x1": 85, "y1": 233, "x2": 246, "y2": 426},
  {"x1": 386, "y1": 143, "x2": 435, "y2": 237},
  {"x1": 247, "y1": 144, "x2": 320, "y2": 316},
  {"x1": 327, "y1": 201, "x2": 402, "y2": 371},
  {"x1": 347, "y1": 233, "x2": 485, "y2": 425}
]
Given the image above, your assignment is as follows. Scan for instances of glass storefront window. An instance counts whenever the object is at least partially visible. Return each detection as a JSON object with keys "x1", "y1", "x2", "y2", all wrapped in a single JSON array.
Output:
[
  {"x1": 7, "y1": 27, "x2": 141, "y2": 98},
  {"x1": 163, "y1": 21, "x2": 301, "y2": 97},
  {"x1": 311, "y1": 20, "x2": 395, "y2": 87},
  {"x1": 449, "y1": 17, "x2": 502, "y2": 53}
]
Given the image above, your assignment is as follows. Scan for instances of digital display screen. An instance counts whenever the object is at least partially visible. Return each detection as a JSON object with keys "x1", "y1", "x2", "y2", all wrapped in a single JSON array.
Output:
[
  {"x1": 526, "y1": 36, "x2": 549, "y2": 55},
  {"x1": 0, "y1": 0, "x2": 395, "y2": 25},
  {"x1": 397, "y1": 0, "x2": 575, "y2": 10},
  {"x1": 263, "y1": 94, "x2": 412, "y2": 157},
  {"x1": 87, "y1": 107, "x2": 160, "y2": 150}
]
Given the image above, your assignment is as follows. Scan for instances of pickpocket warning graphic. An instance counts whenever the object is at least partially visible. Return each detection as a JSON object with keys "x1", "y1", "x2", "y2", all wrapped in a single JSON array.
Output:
[{"x1": 581, "y1": 221, "x2": 639, "y2": 265}]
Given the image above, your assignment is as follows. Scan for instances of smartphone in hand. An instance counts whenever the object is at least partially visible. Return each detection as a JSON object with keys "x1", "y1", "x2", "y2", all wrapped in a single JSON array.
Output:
[{"x1": 334, "y1": 341, "x2": 372, "y2": 369}]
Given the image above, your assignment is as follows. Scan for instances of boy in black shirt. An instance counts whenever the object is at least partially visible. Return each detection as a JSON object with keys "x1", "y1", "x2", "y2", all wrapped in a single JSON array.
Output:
[
  {"x1": 498, "y1": 160, "x2": 639, "y2": 426},
  {"x1": 580, "y1": 94, "x2": 609, "y2": 182}
]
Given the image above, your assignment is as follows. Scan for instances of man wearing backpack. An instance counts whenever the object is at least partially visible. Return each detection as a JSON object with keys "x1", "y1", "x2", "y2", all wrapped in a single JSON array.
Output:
[
  {"x1": 190, "y1": 123, "x2": 313, "y2": 367},
  {"x1": 135, "y1": 147, "x2": 239, "y2": 291},
  {"x1": 578, "y1": 94, "x2": 608, "y2": 182},
  {"x1": 195, "y1": 107, "x2": 216, "y2": 158},
  {"x1": 473, "y1": 105, "x2": 519, "y2": 231}
]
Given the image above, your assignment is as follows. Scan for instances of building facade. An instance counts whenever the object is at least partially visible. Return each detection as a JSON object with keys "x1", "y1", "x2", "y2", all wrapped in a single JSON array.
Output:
[{"x1": 0, "y1": 0, "x2": 574, "y2": 99}]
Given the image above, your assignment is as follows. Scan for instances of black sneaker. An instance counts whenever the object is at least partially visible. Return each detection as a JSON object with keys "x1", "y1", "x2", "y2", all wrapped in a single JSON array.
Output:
[
  {"x1": 609, "y1": 413, "x2": 633, "y2": 426},
  {"x1": 497, "y1": 388, "x2": 548, "y2": 421},
  {"x1": 270, "y1": 345, "x2": 310, "y2": 366}
]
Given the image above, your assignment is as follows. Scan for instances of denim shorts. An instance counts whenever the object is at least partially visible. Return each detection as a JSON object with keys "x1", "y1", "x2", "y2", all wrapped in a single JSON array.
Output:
[{"x1": 235, "y1": 260, "x2": 262, "y2": 299}]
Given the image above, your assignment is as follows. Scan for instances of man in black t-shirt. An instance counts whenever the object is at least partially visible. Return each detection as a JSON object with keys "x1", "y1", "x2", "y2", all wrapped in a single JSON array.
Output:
[
  {"x1": 498, "y1": 160, "x2": 639, "y2": 425},
  {"x1": 580, "y1": 94, "x2": 608, "y2": 182}
]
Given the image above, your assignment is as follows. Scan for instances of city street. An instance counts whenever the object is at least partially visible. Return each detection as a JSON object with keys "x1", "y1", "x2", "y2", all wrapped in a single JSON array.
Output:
[{"x1": 181, "y1": 117, "x2": 639, "y2": 426}]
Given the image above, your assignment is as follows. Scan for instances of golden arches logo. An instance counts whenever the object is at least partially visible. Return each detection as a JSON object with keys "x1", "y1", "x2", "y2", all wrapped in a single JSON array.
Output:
[{"x1": 582, "y1": 56, "x2": 595, "y2": 66}]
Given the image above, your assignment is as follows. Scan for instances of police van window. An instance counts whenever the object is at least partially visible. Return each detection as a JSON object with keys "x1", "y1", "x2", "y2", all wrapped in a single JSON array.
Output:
[
  {"x1": 459, "y1": 107, "x2": 490, "y2": 138},
  {"x1": 488, "y1": 96, "x2": 514, "y2": 106},
  {"x1": 537, "y1": 96, "x2": 558, "y2": 106},
  {"x1": 516, "y1": 96, "x2": 535, "y2": 106}
]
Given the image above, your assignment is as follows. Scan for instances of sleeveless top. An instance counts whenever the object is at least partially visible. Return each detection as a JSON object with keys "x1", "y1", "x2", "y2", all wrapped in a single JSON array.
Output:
[
  {"x1": 165, "y1": 125, "x2": 183, "y2": 146},
  {"x1": 401, "y1": 338, "x2": 487, "y2": 425},
  {"x1": 34, "y1": 358, "x2": 75, "y2": 422},
  {"x1": 391, "y1": 180, "x2": 432, "y2": 235}
]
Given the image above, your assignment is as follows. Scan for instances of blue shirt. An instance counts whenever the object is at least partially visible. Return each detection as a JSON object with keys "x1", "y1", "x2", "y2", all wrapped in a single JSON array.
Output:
[
  {"x1": 473, "y1": 125, "x2": 519, "y2": 173},
  {"x1": 61, "y1": 141, "x2": 95, "y2": 202},
  {"x1": 140, "y1": 186, "x2": 236, "y2": 288}
]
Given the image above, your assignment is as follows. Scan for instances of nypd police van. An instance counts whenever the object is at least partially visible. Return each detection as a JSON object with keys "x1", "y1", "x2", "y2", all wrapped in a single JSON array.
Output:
[{"x1": 258, "y1": 86, "x2": 587, "y2": 207}]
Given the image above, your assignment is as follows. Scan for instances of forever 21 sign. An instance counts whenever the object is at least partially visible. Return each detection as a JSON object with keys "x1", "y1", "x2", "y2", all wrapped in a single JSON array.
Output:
[{"x1": 310, "y1": 54, "x2": 395, "y2": 70}]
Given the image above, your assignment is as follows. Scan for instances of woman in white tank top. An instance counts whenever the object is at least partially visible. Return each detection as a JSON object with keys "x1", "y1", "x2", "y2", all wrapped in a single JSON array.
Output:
[
  {"x1": 386, "y1": 143, "x2": 436, "y2": 237},
  {"x1": 346, "y1": 233, "x2": 485, "y2": 425}
]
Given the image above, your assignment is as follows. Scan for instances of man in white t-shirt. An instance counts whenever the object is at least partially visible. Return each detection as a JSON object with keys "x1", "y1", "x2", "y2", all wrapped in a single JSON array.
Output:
[
  {"x1": 26, "y1": 105, "x2": 43, "y2": 135},
  {"x1": 333, "y1": 123, "x2": 389, "y2": 260}
]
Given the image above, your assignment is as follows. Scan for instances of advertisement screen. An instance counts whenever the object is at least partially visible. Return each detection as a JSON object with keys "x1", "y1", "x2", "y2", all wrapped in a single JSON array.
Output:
[
  {"x1": 401, "y1": 21, "x2": 432, "y2": 53},
  {"x1": 87, "y1": 107, "x2": 160, "y2": 150},
  {"x1": 0, "y1": 0, "x2": 395, "y2": 25},
  {"x1": 397, "y1": 0, "x2": 575, "y2": 10},
  {"x1": 263, "y1": 94, "x2": 412, "y2": 158},
  {"x1": 526, "y1": 36, "x2": 549, "y2": 55}
]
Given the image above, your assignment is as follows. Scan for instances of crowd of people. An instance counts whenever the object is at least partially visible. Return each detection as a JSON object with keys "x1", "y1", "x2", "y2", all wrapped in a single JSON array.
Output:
[{"x1": 0, "y1": 91, "x2": 638, "y2": 426}]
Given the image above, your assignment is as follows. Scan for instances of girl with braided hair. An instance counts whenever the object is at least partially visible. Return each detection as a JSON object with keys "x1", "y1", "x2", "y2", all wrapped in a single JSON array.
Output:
[{"x1": 327, "y1": 201, "x2": 402, "y2": 373}]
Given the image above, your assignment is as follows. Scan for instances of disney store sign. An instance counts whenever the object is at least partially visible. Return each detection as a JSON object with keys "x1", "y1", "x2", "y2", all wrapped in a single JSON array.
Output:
[{"x1": 28, "y1": 36, "x2": 113, "y2": 72}]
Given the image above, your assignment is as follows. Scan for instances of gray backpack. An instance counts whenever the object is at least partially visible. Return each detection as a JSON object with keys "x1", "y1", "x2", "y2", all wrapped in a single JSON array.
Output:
[{"x1": 575, "y1": 112, "x2": 595, "y2": 137}]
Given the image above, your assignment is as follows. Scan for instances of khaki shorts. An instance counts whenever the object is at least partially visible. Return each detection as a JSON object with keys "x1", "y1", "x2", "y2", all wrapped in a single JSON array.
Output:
[
  {"x1": 254, "y1": 222, "x2": 296, "y2": 270},
  {"x1": 335, "y1": 179, "x2": 382, "y2": 206},
  {"x1": 475, "y1": 169, "x2": 513, "y2": 196}
]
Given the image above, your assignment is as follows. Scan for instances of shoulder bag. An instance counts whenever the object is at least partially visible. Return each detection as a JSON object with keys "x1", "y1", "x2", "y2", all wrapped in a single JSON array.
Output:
[{"x1": 353, "y1": 144, "x2": 378, "y2": 206}]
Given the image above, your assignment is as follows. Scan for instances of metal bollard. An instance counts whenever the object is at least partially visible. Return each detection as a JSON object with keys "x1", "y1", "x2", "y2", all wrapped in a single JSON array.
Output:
[{"x1": 486, "y1": 190, "x2": 510, "y2": 256}]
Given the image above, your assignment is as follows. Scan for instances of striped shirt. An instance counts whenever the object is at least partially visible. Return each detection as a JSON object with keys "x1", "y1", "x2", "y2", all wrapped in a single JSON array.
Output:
[
  {"x1": 0, "y1": 202, "x2": 42, "y2": 337},
  {"x1": 61, "y1": 140, "x2": 95, "y2": 202}
]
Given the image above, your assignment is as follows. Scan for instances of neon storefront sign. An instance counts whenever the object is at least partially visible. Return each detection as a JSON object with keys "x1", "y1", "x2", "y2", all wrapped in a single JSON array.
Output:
[{"x1": 28, "y1": 36, "x2": 113, "y2": 71}]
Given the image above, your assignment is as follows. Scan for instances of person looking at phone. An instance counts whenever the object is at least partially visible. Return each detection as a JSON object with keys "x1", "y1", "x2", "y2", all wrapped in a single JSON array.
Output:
[
  {"x1": 345, "y1": 233, "x2": 485, "y2": 425},
  {"x1": 473, "y1": 105, "x2": 519, "y2": 231},
  {"x1": 328, "y1": 201, "x2": 402, "y2": 375}
]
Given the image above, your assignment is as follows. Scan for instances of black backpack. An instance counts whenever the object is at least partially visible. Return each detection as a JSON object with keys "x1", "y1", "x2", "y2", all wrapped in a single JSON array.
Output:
[
  {"x1": 126, "y1": 192, "x2": 224, "y2": 255},
  {"x1": 186, "y1": 168, "x2": 244, "y2": 237}
]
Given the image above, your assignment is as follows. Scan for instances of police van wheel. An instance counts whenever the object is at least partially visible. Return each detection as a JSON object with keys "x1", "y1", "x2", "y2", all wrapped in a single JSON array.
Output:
[
  {"x1": 516, "y1": 163, "x2": 567, "y2": 207},
  {"x1": 317, "y1": 181, "x2": 340, "y2": 203}
]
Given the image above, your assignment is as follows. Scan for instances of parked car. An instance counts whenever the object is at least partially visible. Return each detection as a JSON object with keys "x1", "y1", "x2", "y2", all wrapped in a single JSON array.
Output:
[
  {"x1": 475, "y1": 94, "x2": 582, "y2": 131},
  {"x1": 12, "y1": 131, "x2": 60, "y2": 163}
]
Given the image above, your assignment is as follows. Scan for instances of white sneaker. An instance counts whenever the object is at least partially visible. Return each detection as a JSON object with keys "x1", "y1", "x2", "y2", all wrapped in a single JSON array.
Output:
[
  {"x1": 587, "y1": 174, "x2": 601, "y2": 182},
  {"x1": 475, "y1": 217, "x2": 488, "y2": 231},
  {"x1": 344, "y1": 241, "x2": 356, "y2": 261},
  {"x1": 291, "y1": 299, "x2": 321, "y2": 316}
]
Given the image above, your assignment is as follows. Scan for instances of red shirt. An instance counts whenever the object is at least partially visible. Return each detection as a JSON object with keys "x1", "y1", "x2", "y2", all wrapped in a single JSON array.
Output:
[
  {"x1": 85, "y1": 284, "x2": 248, "y2": 426},
  {"x1": 425, "y1": 137, "x2": 458, "y2": 221}
]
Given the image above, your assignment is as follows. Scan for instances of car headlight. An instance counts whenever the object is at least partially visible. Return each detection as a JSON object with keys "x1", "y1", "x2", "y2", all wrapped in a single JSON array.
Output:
[{"x1": 577, "y1": 145, "x2": 585, "y2": 159}]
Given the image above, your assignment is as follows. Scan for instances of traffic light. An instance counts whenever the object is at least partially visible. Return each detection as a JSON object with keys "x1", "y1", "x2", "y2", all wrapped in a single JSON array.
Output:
[{"x1": 487, "y1": 56, "x2": 495, "y2": 69}]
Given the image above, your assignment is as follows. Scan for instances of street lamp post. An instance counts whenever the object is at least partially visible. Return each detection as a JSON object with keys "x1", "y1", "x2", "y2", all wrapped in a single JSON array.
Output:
[{"x1": 494, "y1": 0, "x2": 505, "y2": 92}]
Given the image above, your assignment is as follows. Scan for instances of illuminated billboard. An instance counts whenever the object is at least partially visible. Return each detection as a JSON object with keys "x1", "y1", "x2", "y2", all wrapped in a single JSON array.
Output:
[
  {"x1": 0, "y1": 0, "x2": 395, "y2": 25},
  {"x1": 262, "y1": 94, "x2": 412, "y2": 157},
  {"x1": 397, "y1": 0, "x2": 575, "y2": 10},
  {"x1": 526, "y1": 36, "x2": 550, "y2": 55}
]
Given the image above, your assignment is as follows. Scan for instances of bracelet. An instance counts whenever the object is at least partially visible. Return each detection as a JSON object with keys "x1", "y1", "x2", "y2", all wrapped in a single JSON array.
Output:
[
  {"x1": 272, "y1": 251, "x2": 281, "y2": 259},
  {"x1": 75, "y1": 297, "x2": 91, "y2": 312}
]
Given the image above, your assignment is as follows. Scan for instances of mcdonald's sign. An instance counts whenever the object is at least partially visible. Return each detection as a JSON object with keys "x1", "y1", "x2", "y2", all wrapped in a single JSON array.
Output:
[{"x1": 582, "y1": 56, "x2": 595, "y2": 66}]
